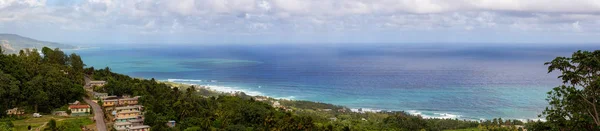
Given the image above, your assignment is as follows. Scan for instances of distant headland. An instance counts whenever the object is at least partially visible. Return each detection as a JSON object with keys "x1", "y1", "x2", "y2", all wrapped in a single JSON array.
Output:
[{"x1": 0, "y1": 34, "x2": 76, "y2": 54}]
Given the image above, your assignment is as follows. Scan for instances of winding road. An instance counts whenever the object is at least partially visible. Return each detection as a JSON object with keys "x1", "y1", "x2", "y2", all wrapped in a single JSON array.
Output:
[{"x1": 84, "y1": 76, "x2": 107, "y2": 131}]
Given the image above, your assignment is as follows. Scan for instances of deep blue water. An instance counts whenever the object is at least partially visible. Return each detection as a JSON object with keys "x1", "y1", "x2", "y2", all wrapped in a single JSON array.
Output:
[{"x1": 67, "y1": 43, "x2": 600, "y2": 120}]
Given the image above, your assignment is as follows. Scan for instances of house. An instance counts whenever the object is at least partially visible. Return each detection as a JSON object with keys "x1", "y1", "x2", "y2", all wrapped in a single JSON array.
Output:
[
  {"x1": 103, "y1": 99, "x2": 118, "y2": 107},
  {"x1": 116, "y1": 110, "x2": 141, "y2": 119},
  {"x1": 272, "y1": 101, "x2": 281, "y2": 108},
  {"x1": 126, "y1": 125, "x2": 150, "y2": 131},
  {"x1": 6, "y1": 108, "x2": 24, "y2": 116},
  {"x1": 89, "y1": 81, "x2": 107, "y2": 87},
  {"x1": 69, "y1": 104, "x2": 91, "y2": 116},
  {"x1": 93, "y1": 92, "x2": 108, "y2": 99},
  {"x1": 101, "y1": 95, "x2": 118, "y2": 100},
  {"x1": 118, "y1": 96, "x2": 140, "y2": 106},
  {"x1": 114, "y1": 122, "x2": 132, "y2": 131},
  {"x1": 166, "y1": 120, "x2": 176, "y2": 128},
  {"x1": 52, "y1": 111, "x2": 68, "y2": 116},
  {"x1": 115, "y1": 116, "x2": 143, "y2": 123},
  {"x1": 115, "y1": 105, "x2": 143, "y2": 114},
  {"x1": 128, "y1": 119, "x2": 144, "y2": 126}
]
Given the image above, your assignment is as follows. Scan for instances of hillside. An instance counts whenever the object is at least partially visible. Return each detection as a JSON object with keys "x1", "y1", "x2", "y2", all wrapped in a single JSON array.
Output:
[{"x1": 0, "y1": 34, "x2": 76, "y2": 54}]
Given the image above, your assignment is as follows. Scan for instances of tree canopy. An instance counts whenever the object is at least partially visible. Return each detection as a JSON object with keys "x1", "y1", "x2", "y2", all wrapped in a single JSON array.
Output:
[
  {"x1": 0, "y1": 47, "x2": 85, "y2": 116},
  {"x1": 543, "y1": 50, "x2": 600, "y2": 130}
]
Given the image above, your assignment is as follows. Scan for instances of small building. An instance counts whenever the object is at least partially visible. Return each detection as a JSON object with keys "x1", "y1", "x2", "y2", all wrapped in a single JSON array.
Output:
[
  {"x1": 101, "y1": 95, "x2": 118, "y2": 100},
  {"x1": 116, "y1": 116, "x2": 142, "y2": 123},
  {"x1": 115, "y1": 105, "x2": 143, "y2": 114},
  {"x1": 69, "y1": 104, "x2": 91, "y2": 116},
  {"x1": 272, "y1": 101, "x2": 281, "y2": 108},
  {"x1": 89, "y1": 81, "x2": 107, "y2": 87},
  {"x1": 128, "y1": 119, "x2": 144, "y2": 126},
  {"x1": 6, "y1": 108, "x2": 24, "y2": 116},
  {"x1": 93, "y1": 92, "x2": 108, "y2": 99},
  {"x1": 103, "y1": 99, "x2": 118, "y2": 107},
  {"x1": 116, "y1": 110, "x2": 141, "y2": 119},
  {"x1": 114, "y1": 122, "x2": 132, "y2": 131},
  {"x1": 126, "y1": 125, "x2": 150, "y2": 131},
  {"x1": 166, "y1": 120, "x2": 176, "y2": 128},
  {"x1": 118, "y1": 96, "x2": 140, "y2": 106},
  {"x1": 52, "y1": 111, "x2": 68, "y2": 116}
]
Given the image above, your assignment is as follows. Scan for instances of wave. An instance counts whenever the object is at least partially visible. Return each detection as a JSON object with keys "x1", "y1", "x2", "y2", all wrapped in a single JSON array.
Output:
[
  {"x1": 165, "y1": 78, "x2": 263, "y2": 96},
  {"x1": 350, "y1": 108, "x2": 382, "y2": 113},
  {"x1": 167, "y1": 79, "x2": 204, "y2": 82},
  {"x1": 407, "y1": 110, "x2": 462, "y2": 119},
  {"x1": 203, "y1": 85, "x2": 263, "y2": 96}
]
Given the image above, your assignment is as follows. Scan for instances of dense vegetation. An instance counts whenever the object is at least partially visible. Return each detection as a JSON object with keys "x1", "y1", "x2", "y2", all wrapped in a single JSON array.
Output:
[{"x1": 0, "y1": 47, "x2": 85, "y2": 116}]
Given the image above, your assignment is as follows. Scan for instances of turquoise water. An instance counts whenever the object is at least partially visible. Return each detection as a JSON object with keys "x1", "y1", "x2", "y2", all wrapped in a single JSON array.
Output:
[{"x1": 66, "y1": 44, "x2": 598, "y2": 120}]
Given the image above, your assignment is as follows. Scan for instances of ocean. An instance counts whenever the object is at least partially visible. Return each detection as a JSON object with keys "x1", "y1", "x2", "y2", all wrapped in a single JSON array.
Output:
[{"x1": 66, "y1": 43, "x2": 599, "y2": 120}]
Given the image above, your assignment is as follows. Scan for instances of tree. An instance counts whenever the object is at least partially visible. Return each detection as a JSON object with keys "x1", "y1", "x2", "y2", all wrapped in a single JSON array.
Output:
[
  {"x1": 544, "y1": 50, "x2": 600, "y2": 130},
  {"x1": 0, "y1": 71, "x2": 20, "y2": 117},
  {"x1": 46, "y1": 119, "x2": 58, "y2": 131}
]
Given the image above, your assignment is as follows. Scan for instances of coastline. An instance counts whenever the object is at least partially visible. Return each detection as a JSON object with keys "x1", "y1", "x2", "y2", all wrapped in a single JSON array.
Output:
[{"x1": 160, "y1": 78, "x2": 546, "y2": 122}]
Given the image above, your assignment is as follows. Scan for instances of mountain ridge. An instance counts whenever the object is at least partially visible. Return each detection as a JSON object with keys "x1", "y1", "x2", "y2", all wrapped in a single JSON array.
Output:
[{"x1": 0, "y1": 34, "x2": 76, "y2": 54}]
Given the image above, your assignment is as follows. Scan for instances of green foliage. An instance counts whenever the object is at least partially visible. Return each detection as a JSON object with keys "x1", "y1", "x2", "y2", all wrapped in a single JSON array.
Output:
[
  {"x1": 0, "y1": 47, "x2": 85, "y2": 116},
  {"x1": 543, "y1": 50, "x2": 600, "y2": 130},
  {"x1": 45, "y1": 119, "x2": 58, "y2": 131},
  {"x1": 56, "y1": 118, "x2": 93, "y2": 131},
  {"x1": 279, "y1": 100, "x2": 344, "y2": 111},
  {"x1": 0, "y1": 119, "x2": 14, "y2": 131}
]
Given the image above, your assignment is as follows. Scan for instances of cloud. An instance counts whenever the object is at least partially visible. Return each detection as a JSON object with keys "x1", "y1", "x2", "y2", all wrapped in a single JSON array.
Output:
[{"x1": 1, "y1": 0, "x2": 600, "y2": 43}]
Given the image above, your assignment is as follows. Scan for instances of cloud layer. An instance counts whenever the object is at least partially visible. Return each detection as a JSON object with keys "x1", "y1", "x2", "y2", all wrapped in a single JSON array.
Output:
[{"x1": 1, "y1": 0, "x2": 599, "y2": 43}]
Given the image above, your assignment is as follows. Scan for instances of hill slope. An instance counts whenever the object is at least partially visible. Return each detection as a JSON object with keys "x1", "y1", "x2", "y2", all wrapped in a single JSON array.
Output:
[{"x1": 0, "y1": 34, "x2": 76, "y2": 54}]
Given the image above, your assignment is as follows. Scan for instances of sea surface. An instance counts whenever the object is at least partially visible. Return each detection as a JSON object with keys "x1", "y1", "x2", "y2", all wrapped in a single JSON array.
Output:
[{"x1": 66, "y1": 43, "x2": 600, "y2": 120}]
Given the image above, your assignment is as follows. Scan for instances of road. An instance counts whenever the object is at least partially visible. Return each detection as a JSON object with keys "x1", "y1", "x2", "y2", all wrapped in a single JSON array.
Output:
[{"x1": 84, "y1": 76, "x2": 107, "y2": 131}]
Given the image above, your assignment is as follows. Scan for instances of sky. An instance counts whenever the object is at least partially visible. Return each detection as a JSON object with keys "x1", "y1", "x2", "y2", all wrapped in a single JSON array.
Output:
[{"x1": 0, "y1": 0, "x2": 600, "y2": 44}]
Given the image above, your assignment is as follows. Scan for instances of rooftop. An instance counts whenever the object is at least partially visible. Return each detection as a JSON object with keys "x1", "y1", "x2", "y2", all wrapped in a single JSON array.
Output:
[
  {"x1": 117, "y1": 110, "x2": 141, "y2": 114},
  {"x1": 115, "y1": 105, "x2": 143, "y2": 110},
  {"x1": 127, "y1": 125, "x2": 150, "y2": 130},
  {"x1": 69, "y1": 105, "x2": 90, "y2": 109},
  {"x1": 114, "y1": 122, "x2": 132, "y2": 126}
]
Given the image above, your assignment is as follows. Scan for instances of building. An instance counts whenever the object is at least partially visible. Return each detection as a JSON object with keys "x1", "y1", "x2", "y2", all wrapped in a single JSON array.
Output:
[
  {"x1": 166, "y1": 120, "x2": 176, "y2": 128},
  {"x1": 115, "y1": 105, "x2": 143, "y2": 113},
  {"x1": 6, "y1": 108, "x2": 24, "y2": 116},
  {"x1": 128, "y1": 119, "x2": 144, "y2": 126},
  {"x1": 103, "y1": 99, "x2": 118, "y2": 107},
  {"x1": 69, "y1": 104, "x2": 91, "y2": 116},
  {"x1": 118, "y1": 96, "x2": 140, "y2": 106},
  {"x1": 126, "y1": 125, "x2": 150, "y2": 131},
  {"x1": 93, "y1": 92, "x2": 108, "y2": 99},
  {"x1": 89, "y1": 81, "x2": 107, "y2": 87},
  {"x1": 116, "y1": 110, "x2": 141, "y2": 120},
  {"x1": 52, "y1": 111, "x2": 68, "y2": 116},
  {"x1": 114, "y1": 122, "x2": 132, "y2": 131}
]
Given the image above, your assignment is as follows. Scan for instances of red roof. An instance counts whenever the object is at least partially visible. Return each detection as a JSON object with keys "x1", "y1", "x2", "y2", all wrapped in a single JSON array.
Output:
[{"x1": 69, "y1": 105, "x2": 90, "y2": 109}]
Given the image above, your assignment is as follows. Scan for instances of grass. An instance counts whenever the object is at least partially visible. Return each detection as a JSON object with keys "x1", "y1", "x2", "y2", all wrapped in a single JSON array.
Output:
[
  {"x1": 11, "y1": 115, "x2": 92, "y2": 131},
  {"x1": 58, "y1": 118, "x2": 94, "y2": 131}
]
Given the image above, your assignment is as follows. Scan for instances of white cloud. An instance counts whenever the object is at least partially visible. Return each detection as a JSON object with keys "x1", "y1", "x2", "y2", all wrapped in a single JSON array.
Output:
[{"x1": 1, "y1": 0, "x2": 600, "y2": 39}]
